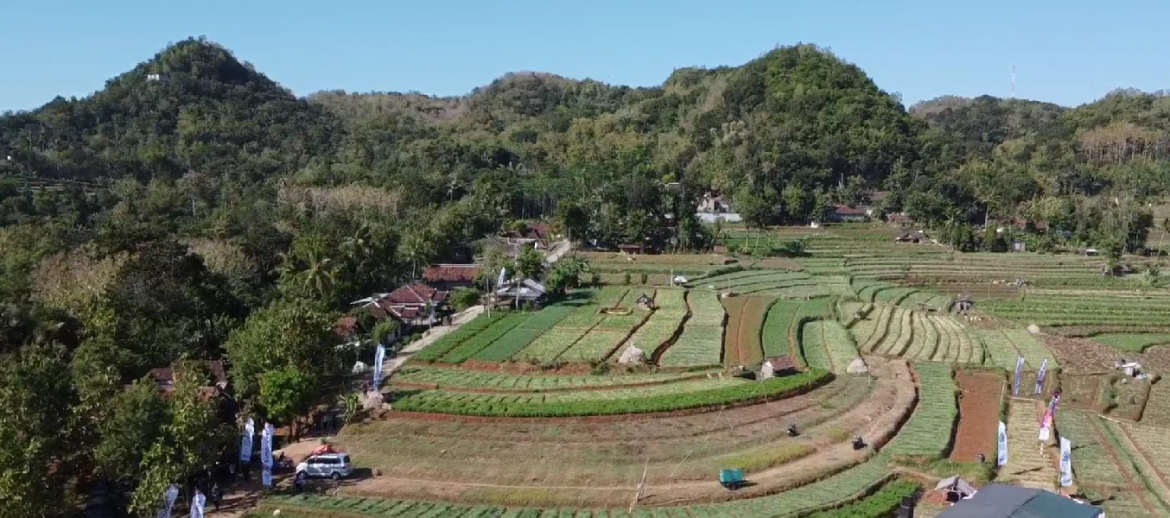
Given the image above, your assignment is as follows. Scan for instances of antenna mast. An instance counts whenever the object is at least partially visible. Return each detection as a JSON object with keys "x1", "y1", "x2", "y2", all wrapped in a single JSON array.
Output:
[{"x1": 1011, "y1": 65, "x2": 1016, "y2": 99}]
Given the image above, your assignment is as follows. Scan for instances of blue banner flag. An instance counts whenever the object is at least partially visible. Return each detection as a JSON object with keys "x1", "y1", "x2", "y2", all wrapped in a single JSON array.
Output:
[
  {"x1": 1012, "y1": 356, "x2": 1025, "y2": 396},
  {"x1": 1034, "y1": 358, "x2": 1048, "y2": 395}
]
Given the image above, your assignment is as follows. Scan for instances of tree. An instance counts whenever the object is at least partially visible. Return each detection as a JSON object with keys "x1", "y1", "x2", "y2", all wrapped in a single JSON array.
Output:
[
  {"x1": 555, "y1": 202, "x2": 590, "y2": 243},
  {"x1": 514, "y1": 246, "x2": 545, "y2": 280},
  {"x1": 0, "y1": 344, "x2": 82, "y2": 517},
  {"x1": 95, "y1": 379, "x2": 169, "y2": 488},
  {"x1": 259, "y1": 365, "x2": 316, "y2": 431},
  {"x1": 131, "y1": 362, "x2": 229, "y2": 516},
  {"x1": 544, "y1": 256, "x2": 590, "y2": 296},
  {"x1": 223, "y1": 299, "x2": 338, "y2": 399}
]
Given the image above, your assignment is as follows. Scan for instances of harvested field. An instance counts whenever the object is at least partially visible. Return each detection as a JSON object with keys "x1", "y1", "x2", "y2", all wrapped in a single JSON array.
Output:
[
  {"x1": 951, "y1": 371, "x2": 1003, "y2": 462},
  {"x1": 721, "y1": 296, "x2": 771, "y2": 367},
  {"x1": 336, "y1": 360, "x2": 917, "y2": 508}
]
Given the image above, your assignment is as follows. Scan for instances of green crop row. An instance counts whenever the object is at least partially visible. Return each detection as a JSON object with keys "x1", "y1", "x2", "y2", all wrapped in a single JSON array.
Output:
[
  {"x1": 803, "y1": 479, "x2": 921, "y2": 518},
  {"x1": 393, "y1": 366, "x2": 704, "y2": 391},
  {"x1": 438, "y1": 313, "x2": 529, "y2": 363},
  {"x1": 819, "y1": 320, "x2": 860, "y2": 374},
  {"x1": 659, "y1": 325, "x2": 723, "y2": 367},
  {"x1": 762, "y1": 299, "x2": 802, "y2": 359},
  {"x1": 471, "y1": 306, "x2": 576, "y2": 362},
  {"x1": 411, "y1": 313, "x2": 506, "y2": 362},
  {"x1": 886, "y1": 363, "x2": 957, "y2": 460},
  {"x1": 392, "y1": 369, "x2": 830, "y2": 417}
]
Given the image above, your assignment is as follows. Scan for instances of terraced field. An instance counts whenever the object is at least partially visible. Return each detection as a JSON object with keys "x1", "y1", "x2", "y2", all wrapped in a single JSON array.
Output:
[
  {"x1": 799, "y1": 319, "x2": 860, "y2": 374},
  {"x1": 722, "y1": 296, "x2": 771, "y2": 367},
  {"x1": 999, "y1": 399, "x2": 1058, "y2": 490},
  {"x1": 1057, "y1": 410, "x2": 1170, "y2": 517},
  {"x1": 976, "y1": 328, "x2": 1058, "y2": 371},
  {"x1": 659, "y1": 291, "x2": 726, "y2": 368},
  {"x1": 256, "y1": 234, "x2": 1170, "y2": 518},
  {"x1": 619, "y1": 289, "x2": 687, "y2": 358}
]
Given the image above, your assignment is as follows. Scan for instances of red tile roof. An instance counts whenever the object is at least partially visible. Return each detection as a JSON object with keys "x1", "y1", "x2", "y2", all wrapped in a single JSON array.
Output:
[
  {"x1": 335, "y1": 316, "x2": 359, "y2": 339},
  {"x1": 422, "y1": 264, "x2": 482, "y2": 283},
  {"x1": 833, "y1": 204, "x2": 868, "y2": 216},
  {"x1": 385, "y1": 282, "x2": 449, "y2": 305},
  {"x1": 149, "y1": 360, "x2": 227, "y2": 387}
]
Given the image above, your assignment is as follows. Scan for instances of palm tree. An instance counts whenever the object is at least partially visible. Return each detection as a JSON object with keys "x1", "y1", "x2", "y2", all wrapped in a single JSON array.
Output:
[{"x1": 295, "y1": 248, "x2": 336, "y2": 298}]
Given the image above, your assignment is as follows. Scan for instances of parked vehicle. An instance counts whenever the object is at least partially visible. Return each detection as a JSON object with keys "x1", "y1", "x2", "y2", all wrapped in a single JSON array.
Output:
[{"x1": 295, "y1": 453, "x2": 353, "y2": 480}]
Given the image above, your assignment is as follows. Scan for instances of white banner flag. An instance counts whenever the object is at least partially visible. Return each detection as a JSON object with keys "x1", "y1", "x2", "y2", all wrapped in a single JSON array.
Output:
[
  {"x1": 373, "y1": 343, "x2": 386, "y2": 388},
  {"x1": 190, "y1": 491, "x2": 206, "y2": 518},
  {"x1": 239, "y1": 417, "x2": 254, "y2": 463},
  {"x1": 1060, "y1": 437, "x2": 1073, "y2": 487},
  {"x1": 260, "y1": 421, "x2": 275, "y2": 487},
  {"x1": 1012, "y1": 356, "x2": 1025, "y2": 396},
  {"x1": 156, "y1": 484, "x2": 179, "y2": 518},
  {"x1": 997, "y1": 421, "x2": 1008, "y2": 466},
  {"x1": 262, "y1": 465, "x2": 273, "y2": 488}
]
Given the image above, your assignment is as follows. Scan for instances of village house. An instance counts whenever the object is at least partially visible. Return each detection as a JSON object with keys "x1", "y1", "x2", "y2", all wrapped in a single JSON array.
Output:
[
  {"x1": 697, "y1": 190, "x2": 742, "y2": 223},
  {"x1": 827, "y1": 204, "x2": 869, "y2": 223},
  {"x1": 422, "y1": 263, "x2": 482, "y2": 291},
  {"x1": 494, "y1": 278, "x2": 547, "y2": 307},
  {"x1": 355, "y1": 282, "x2": 451, "y2": 328}
]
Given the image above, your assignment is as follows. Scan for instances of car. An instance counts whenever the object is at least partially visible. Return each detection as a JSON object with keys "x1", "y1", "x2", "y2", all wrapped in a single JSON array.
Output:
[{"x1": 295, "y1": 453, "x2": 353, "y2": 480}]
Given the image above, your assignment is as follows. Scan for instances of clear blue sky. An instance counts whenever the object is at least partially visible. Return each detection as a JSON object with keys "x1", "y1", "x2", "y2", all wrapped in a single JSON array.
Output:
[{"x1": 2, "y1": 0, "x2": 1168, "y2": 112}]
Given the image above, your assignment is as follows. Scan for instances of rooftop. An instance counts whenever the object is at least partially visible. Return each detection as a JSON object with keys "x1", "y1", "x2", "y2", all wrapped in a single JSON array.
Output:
[{"x1": 422, "y1": 264, "x2": 482, "y2": 283}]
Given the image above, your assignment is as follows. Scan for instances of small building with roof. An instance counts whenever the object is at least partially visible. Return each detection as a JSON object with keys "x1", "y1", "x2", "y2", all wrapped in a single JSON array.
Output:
[
  {"x1": 422, "y1": 263, "x2": 482, "y2": 290},
  {"x1": 353, "y1": 282, "x2": 450, "y2": 328},
  {"x1": 936, "y1": 484, "x2": 1103, "y2": 518}
]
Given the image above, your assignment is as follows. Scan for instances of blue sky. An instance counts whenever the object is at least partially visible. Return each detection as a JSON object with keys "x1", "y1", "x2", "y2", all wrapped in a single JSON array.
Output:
[{"x1": 2, "y1": 0, "x2": 1167, "y2": 112}]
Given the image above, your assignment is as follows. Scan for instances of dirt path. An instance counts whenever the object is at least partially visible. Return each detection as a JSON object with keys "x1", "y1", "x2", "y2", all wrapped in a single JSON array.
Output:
[
  {"x1": 950, "y1": 371, "x2": 1002, "y2": 462},
  {"x1": 381, "y1": 305, "x2": 484, "y2": 375},
  {"x1": 999, "y1": 398, "x2": 1057, "y2": 490}
]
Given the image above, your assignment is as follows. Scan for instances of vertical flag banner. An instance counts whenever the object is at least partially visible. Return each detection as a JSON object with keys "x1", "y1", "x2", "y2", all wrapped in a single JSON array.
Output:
[
  {"x1": 1034, "y1": 358, "x2": 1049, "y2": 394},
  {"x1": 1013, "y1": 356, "x2": 1025, "y2": 396},
  {"x1": 260, "y1": 422, "x2": 274, "y2": 488},
  {"x1": 997, "y1": 421, "x2": 1008, "y2": 466},
  {"x1": 1060, "y1": 437, "x2": 1073, "y2": 486},
  {"x1": 373, "y1": 343, "x2": 386, "y2": 388},
  {"x1": 190, "y1": 491, "x2": 206, "y2": 518},
  {"x1": 156, "y1": 484, "x2": 179, "y2": 518},
  {"x1": 239, "y1": 417, "x2": 254, "y2": 463}
]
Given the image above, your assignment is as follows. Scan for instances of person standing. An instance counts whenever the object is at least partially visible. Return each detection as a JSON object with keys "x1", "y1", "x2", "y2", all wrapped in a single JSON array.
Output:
[{"x1": 209, "y1": 483, "x2": 222, "y2": 511}]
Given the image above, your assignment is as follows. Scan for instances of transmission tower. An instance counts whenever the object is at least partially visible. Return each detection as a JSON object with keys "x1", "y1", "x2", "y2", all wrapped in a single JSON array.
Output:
[{"x1": 1011, "y1": 65, "x2": 1016, "y2": 99}]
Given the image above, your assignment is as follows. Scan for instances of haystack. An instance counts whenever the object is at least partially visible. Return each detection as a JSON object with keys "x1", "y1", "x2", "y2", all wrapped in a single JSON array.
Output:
[
  {"x1": 619, "y1": 346, "x2": 645, "y2": 365},
  {"x1": 846, "y1": 357, "x2": 869, "y2": 375}
]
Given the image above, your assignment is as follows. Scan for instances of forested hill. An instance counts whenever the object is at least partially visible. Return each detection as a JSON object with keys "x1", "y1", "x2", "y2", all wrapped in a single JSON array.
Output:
[{"x1": 2, "y1": 37, "x2": 1169, "y2": 241}]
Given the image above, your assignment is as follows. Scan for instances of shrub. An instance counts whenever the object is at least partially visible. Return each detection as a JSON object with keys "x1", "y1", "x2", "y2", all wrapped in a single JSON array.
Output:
[{"x1": 449, "y1": 288, "x2": 481, "y2": 311}]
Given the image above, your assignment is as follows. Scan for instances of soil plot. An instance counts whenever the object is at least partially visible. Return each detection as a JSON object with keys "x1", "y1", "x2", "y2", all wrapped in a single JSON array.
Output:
[{"x1": 950, "y1": 371, "x2": 1003, "y2": 462}]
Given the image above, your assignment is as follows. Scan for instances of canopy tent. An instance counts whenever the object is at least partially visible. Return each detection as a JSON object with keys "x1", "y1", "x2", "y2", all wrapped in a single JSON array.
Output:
[
  {"x1": 935, "y1": 475, "x2": 977, "y2": 498},
  {"x1": 937, "y1": 484, "x2": 1103, "y2": 518}
]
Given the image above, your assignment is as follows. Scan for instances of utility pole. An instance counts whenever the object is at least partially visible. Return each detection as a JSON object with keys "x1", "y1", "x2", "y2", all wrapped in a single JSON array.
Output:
[{"x1": 628, "y1": 455, "x2": 650, "y2": 513}]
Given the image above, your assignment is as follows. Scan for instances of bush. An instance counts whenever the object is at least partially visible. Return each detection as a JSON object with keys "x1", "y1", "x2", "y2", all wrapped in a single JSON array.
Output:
[
  {"x1": 449, "y1": 288, "x2": 481, "y2": 311},
  {"x1": 622, "y1": 271, "x2": 632, "y2": 285}
]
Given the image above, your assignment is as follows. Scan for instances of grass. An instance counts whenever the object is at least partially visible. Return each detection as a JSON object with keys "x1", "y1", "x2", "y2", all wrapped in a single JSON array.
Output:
[
  {"x1": 438, "y1": 312, "x2": 529, "y2": 363},
  {"x1": 411, "y1": 312, "x2": 506, "y2": 362},
  {"x1": 761, "y1": 299, "x2": 802, "y2": 359},
  {"x1": 1091, "y1": 333, "x2": 1170, "y2": 352}
]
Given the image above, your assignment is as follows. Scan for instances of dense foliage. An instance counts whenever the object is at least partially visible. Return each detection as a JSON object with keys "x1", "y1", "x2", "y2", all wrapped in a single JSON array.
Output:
[{"x1": 1, "y1": 35, "x2": 1168, "y2": 515}]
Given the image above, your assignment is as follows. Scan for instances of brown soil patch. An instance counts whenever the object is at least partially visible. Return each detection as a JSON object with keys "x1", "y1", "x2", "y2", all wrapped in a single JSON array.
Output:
[
  {"x1": 1041, "y1": 335, "x2": 1124, "y2": 373},
  {"x1": 951, "y1": 372, "x2": 1002, "y2": 462},
  {"x1": 721, "y1": 296, "x2": 749, "y2": 366}
]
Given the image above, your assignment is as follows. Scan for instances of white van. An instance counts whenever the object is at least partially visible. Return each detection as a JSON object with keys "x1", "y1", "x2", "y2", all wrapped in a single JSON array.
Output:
[{"x1": 295, "y1": 453, "x2": 353, "y2": 480}]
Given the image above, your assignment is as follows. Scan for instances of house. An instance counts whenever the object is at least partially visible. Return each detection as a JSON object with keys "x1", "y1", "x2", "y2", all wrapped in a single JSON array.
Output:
[
  {"x1": 828, "y1": 204, "x2": 869, "y2": 223},
  {"x1": 422, "y1": 264, "x2": 483, "y2": 290},
  {"x1": 937, "y1": 484, "x2": 1103, "y2": 518},
  {"x1": 502, "y1": 223, "x2": 553, "y2": 248},
  {"x1": 355, "y1": 282, "x2": 450, "y2": 327},
  {"x1": 618, "y1": 244, "x2": 646, "y2": 255},
  {"x1": 697, "y1": 190, "x2": 743, "y2": 223},
  {"x1": 494, "y1": 278, "x2": 546, "y2": 306},
  {"x1": 148, "y1": 360, "x2": 228, "y2": 394},
  {"x1": 895, "y1": 230, "x2": 929, "y2": 243},
  {"x1": 887, "y1": 213, "x2": 913, "y2": 225}
]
